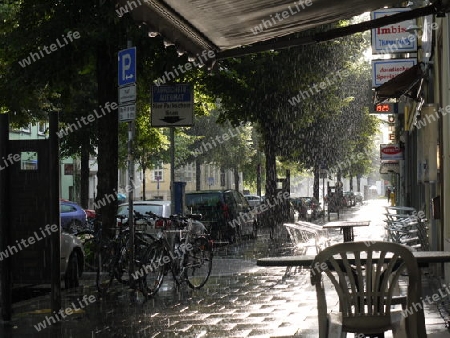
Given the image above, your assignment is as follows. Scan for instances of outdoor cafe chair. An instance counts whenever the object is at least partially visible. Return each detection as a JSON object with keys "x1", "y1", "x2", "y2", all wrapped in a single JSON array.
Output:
[
  {"x1": 284, "y1": 223, "x2": 330, "y2": 277},
  {"x1": 310, "y1": 241, "x2": 422, "y2": 338}
]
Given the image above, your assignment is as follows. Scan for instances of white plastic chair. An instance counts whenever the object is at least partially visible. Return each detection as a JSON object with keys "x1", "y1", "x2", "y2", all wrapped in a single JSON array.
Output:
[
  {"x1": 310, "y1": 241, "x2": 422, "y2": 338},
  {"x1": 284, "y1": 223, "x2": 330, "y2": 277}
]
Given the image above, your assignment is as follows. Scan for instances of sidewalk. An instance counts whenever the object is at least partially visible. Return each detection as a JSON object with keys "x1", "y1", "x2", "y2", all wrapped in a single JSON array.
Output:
[
  {"x1": 321, "y1": 198, "x2": 450, "y2": 337},
  {"x1": 0, "y1": 198, "x2": 449, "y2": 337}
]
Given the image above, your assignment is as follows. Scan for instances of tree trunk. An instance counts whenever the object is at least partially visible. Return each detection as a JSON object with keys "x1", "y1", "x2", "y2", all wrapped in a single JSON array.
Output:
[
  {"x1": 234, "y1": 166, "x2": 239, "y2": 191},
  {"x1": 142, "y1": 167, "x2": 146, "y2": 200},
  {"x1": 96, "y1": 43, "x2": 118, "y2": 237},
  {"x1": 337, "y1": 169, "x2": 342, "y2": 182},
  {"x1": 349, "y1": 175, "x2": 353, "y2": 191},
  {"x1": 264, "y1": 140, "x2": 277, "y2": 200},
  {"x1": 80, "y1": 136, "x2": 90, "y2": 209},
  {"x1": 313, "y1": 165, "x2": 320, "y2": 200},
  {"x1": 264, "y1": 135, "x2": 280, "y2": 228},
  {"x1": 195, "y1": 159, "x2": 201, "y2": 191},
  {"x1": 357, "y1": 175, "x2": 361, "y2": 192}
]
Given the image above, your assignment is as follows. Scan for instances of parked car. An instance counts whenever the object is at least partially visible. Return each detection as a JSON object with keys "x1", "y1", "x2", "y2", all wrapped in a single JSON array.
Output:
[
  {"x1": 116, "y1": 200, "x2": 172, "y2": 228},
  {"x1": 185, "y1": 190, "x2": 257, "y2": 242},
  {"x1": 61, "y1": 231, "x2": 85, "y2": 289},
  {"x1": 60, "y1": 200, "x2": 87, "y2": 233},
  {"x1": 244, "y1": 194, "x2": 262, "y2": 209}
]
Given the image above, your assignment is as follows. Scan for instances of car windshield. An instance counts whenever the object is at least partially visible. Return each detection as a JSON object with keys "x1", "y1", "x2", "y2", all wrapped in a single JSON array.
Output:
[
  {"x1": 117, "y1": 204, "x2": 163, "y2": 217},
  {"x1": 186, "y1": 193, "x2": 221, "y2": 207}
]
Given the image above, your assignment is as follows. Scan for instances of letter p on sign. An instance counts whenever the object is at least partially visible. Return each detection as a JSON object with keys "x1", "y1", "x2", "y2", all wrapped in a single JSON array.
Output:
[{"x1": 118, "y1": 47, "x2": 136, "y2": 86}]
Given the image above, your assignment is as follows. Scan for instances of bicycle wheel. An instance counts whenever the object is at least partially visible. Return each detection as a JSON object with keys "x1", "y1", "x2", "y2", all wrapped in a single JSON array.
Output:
[
  {"x1": 96, "y1": 238, "x2": 115, "y2": 293},
  {"x1": 115, "y1": 231, "x2": 155, "y2": 286},
  {"x1": 183, "y1": 236, "x2": 213, "y2": 289},
  {"x1": 137, "y1": 242, "x2": 165, "y2": 297},
  {"x1": 114, "y1": 243, "x2": 130, "y2": 285}
]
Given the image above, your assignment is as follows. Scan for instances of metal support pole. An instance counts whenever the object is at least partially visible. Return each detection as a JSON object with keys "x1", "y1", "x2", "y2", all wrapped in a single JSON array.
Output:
[
  {"x1": 49, "y1": 112, "x2": 61, "y2": 315},
  {"x1": 0, "y1": 114, "x2": 11, "y2": 321},
  {"x1": 126, "y1": 40, "x2": 135, "y2": 285},
  {"x1": 170, "y1": 127, "x2": 175, "y2": 215},
  {"x1": 128, "y1": 120, "x2": 135, "y2": 284}
]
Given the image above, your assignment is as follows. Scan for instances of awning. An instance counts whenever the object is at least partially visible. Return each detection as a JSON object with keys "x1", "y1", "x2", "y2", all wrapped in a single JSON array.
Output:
[
  {"x1": 122, "y1": 0, "x2": 449, "y2": 59},
  {"x1": 375, "y1": 64, "x2": 425, "y2": 102}
]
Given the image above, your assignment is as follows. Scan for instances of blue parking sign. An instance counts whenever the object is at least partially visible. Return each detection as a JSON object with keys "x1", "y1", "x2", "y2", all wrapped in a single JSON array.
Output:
[{"x1": 118, "y1": 47, "x2": 136, "y2": 86}]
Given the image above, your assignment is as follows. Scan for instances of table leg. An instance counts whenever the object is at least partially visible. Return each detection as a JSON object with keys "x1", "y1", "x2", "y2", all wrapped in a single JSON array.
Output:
[{"x1": 343, "y1": 228, "x2": 353, "y2": 242}]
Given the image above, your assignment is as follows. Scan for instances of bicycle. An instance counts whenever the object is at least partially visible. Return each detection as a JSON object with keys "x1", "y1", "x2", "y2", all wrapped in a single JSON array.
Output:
[
  {"x1": 139, "y1": 212, "x2": 213, "y2": 297},
  {"x1": 95, "y1": 213, "x2": 155, "y2": 295}
]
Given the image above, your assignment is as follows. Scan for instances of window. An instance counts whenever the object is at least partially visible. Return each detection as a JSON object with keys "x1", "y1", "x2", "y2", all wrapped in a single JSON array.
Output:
[
  {"x1": 152, "y1": 162, "x2": 164, "y2": 181},
  {"x1": 38, "y1": 122, "x2": 47, "y2": 135},
  {"x1": 20, "y1": 124, "x2": 31, "y2": 133},
  {"x1": 20, "y1": 151, "x2": 38, "y2": 170},
  {"x1": 61, "y1": 204, "x2": 76, "y2": 213}
]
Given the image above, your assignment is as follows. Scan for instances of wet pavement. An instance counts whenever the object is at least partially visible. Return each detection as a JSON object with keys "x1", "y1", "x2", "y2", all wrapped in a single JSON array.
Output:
[{"x1": 1, "y1": 199, "x2": 450, "y2": 337}]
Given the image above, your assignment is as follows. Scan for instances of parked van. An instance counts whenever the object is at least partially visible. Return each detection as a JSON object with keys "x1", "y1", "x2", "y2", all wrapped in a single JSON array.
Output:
[{"x1": 185, "y1": 190, "x2": 257, "y2": 243}]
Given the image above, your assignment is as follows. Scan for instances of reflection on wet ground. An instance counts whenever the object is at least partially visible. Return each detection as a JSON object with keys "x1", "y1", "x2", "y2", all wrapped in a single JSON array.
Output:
[{"x1": 2, "y1": 199, "x2": 450, "y2": 337}]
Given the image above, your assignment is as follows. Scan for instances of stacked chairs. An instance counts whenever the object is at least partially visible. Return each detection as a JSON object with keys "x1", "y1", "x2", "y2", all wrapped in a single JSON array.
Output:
[
  {"x1": 283, "y1": 222, "x2": 331, "y2": 277},
  {"x1": 384, "y1": 207, "x2": 429, "y2": 251}
]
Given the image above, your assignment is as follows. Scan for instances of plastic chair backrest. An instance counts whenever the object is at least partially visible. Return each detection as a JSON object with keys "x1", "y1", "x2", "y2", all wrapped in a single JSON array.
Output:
[{"x1": 310, "y1": 241, "x2": 421, "y2": 337}]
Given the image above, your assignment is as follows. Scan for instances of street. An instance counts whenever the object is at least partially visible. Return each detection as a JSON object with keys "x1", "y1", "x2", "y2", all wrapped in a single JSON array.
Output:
[{"x1": 1, "y1": 198, "x2": 450, "y2": 337}]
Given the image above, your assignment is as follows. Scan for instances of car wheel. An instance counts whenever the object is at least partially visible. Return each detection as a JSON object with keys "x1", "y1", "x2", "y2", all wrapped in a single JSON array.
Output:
[{"x1": 65, "y1": 253, "x2": 80, "y2": 289}]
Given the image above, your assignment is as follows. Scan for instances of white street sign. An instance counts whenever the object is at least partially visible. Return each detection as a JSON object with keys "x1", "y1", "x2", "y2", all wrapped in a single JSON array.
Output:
[
  {"x1": 371, "y1": 8, "x2": 417, "y2": 54},
  {"x1": 119, "y1": 104, "x2": 136, "y2": 122},
  {"x1": 119, "y1": 84, "x2": 136, "y2": 104},
  {"x1": 151, "y1": 84, "x2": 193, "y2": 127},
  {"x1": 372, "y1": 58, "x2": 417, "y2": 87}
]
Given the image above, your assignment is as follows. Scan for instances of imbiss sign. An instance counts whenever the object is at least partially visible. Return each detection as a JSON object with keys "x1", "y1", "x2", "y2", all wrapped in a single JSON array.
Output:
[
  {"x1": 371, "y1": 8, "x2": 417, "y2": 54},
  {"x1": 380, "y1": 144, "x2": 403, "y2": 160}
]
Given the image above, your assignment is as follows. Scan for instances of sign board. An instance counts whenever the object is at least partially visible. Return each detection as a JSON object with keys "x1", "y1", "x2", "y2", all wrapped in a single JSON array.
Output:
[
  {"x1": 151, "y1": 84, "x2": 193, "y2": 127},
  {"x1": 118, "y1": 84, "x2": 136, "y2": 104},
  {"x1": 380, "y1": 144, "x2": 403, "y2": 160},
  {"x1": 380, "y1": 161, "x2": 400, "y2": 174},
  {"x1": 371, "y1": 8, "x2": 417, "y2": 54},
  {"x1": 118, "y1": 104, "x2": 136, "y2": 122},
  {"x1": 118, "y1": 47, "x2": 136, "y2": 86},
  {"x1": 372, "y1": 58, "x2": 417, "y2": 87},
  {"x1": 372, "y1": 102, "x2": 398, "y2": 114}
]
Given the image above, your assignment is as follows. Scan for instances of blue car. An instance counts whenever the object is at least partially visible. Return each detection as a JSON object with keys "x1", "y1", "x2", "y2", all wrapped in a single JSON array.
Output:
[{"x1": 60, "y1": 200, "x2": 87, "y2": 233}]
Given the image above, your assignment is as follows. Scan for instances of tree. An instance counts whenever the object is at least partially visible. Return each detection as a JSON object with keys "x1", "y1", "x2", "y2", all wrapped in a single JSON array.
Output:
[
  {"x1": 0, "y1": 1, "x2": 193, "y2": 229},
  {"x1": 200, "y1": 25, "x2": 368, "y2": 227}
]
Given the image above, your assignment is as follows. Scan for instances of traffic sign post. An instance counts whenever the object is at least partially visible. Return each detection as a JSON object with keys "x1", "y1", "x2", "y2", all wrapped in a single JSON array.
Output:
[
  {"x1": 150, "y1": 83, "x2": 194, "y2": 215},
  {"x1": 118, "y1": 84, "x2": 136, "y2": 105},
  {"x1": 118, "y1": 104, "x2": 136, "y2": 122},
  {"x1": 151, "y1": 84, "x2": 193, "y2": 127},
  {"x1": 118, "y1": 47, "x2": 137, "y2": 123},
  {"x1": 118, "y1": 47, "x2": 136, "y2": 87},
  {"x1": 118, "y1": 45, "x2": 137, "y2": 286}
]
